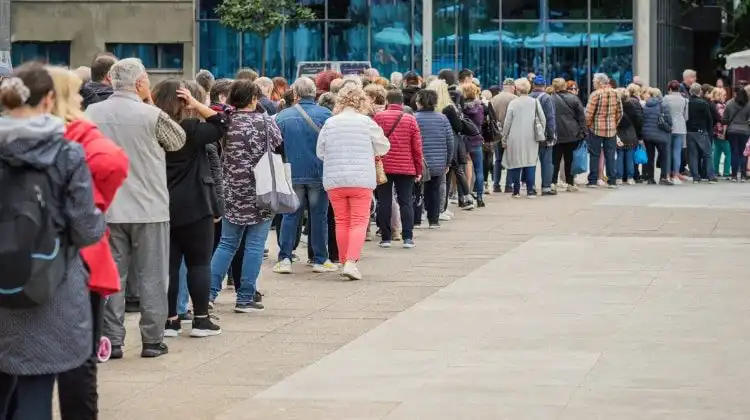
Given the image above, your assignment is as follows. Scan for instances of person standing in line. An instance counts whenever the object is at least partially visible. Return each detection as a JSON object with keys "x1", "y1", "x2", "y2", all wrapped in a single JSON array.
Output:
[
  {"x1": 273, "y1": 77, "x2": 338, "y2": 274},
  {"x1": 401, "y1": 71, "x2": 422, "y2": 110},
  {"x1": 209, "y1": 80, "x2": 282, "y2": 313},
  {"x1": 490, "y1": 78, "x2": 518, "y2": 192},
  {"x1": 255, "y1": 77, "x2": 278, "y2": 116},
  {"x1": 722, "y1": 85, "x2": 750, "y2": 182},
  {"x1": 153, "y1": 79, "x2": 226, "y2": 338},
  {"x1": 711, "y1": 88, "x2": 731, "y2": 179},
  {"x1": 81, "y1": 52, "x2": 117, "y2": 110},
  {"x1": 662, "y1": 80, "x2": 690, "y2": 183},
  {"x1": 414, "y1": 89, "x2": 453, "y2": 228},
  {"x1": 194, "y1": 69, "x2": 215, "y2": 101},
  {"x1": 317, "y1": 85, "x2": 390, "y2": 280},
  {"x1": 551, "y1": 78, "x2": 586, "y2": 191},
  {"x1": 460, "y1": 81, "x2": 488, "y2": 206},
  {"x1": 585, "y1": 73, "x2": 623, "y2": 189},
  {"x1": 0, "y1": 64, "x2": 105, "y2": 418},
  {"x1": 685, "y1": 83, "x2": 716, "y2": 183},
  {"x1": 48, "y1": 66, "x2": 128, "y2": 419},
  {"x1": 529, "y1": 75, "x2": 557, "y2": 195},
  {"x1": 88, "y1": 58, "x2": 187, "y2": 359},
  {"x1": 614, "y1": 88, "x2": 642, "y2": 185},
  {"x1": 641, "y1": 88, "x2": 674, "y2": 185},
  {"x1": 374, "y1": 89, "x2": 424, "y2": 249}
]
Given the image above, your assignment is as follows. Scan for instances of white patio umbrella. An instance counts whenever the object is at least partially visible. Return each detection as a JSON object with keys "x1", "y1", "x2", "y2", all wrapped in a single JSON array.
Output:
[
  {"x1": 374, "y1": 27, "x2": 422, "y2": 46},
  {"x1": 601, "y1": 32, "x2": 633, "y2": 48},
  {"x1": 524, "y1": 33, "x2": 581, "y2": 48},
  {"x1": 725, "y1": 49, "x2": 750, "y2": 69},
  {"x1": 437, "y1": 30, "x2": 518, "y2": 45}
]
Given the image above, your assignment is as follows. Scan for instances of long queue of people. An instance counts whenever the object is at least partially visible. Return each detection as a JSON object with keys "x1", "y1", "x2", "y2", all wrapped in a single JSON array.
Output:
[{"x1": 2, "y1": 53, "x2": 750, "y2": 420}]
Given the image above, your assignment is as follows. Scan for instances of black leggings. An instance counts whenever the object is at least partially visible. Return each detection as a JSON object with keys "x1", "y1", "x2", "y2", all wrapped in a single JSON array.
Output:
[
  {"x1": 553, "y1": 141, "x2": 578, "y2": 185},
  {"x1": 57, "y1": 292, "x2": 103, "y2": 420},
  {"x1": 168, "y1": 217, "x2": 214, "y2": 317},
  {"x1": 482, "y1": 147, "x2": 493, "y2": 184}
]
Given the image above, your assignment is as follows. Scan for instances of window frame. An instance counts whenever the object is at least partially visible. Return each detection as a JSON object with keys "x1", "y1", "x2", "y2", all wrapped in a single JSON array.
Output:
[
  {"x1": 10, "y1": 41, "x2": 71, "y2": 66},
  {"x1": 105, "y1": 43, "x2": 185, "y2": 71}
]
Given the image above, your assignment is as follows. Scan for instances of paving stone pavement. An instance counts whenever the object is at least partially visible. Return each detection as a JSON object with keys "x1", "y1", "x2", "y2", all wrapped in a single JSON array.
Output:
[{"x1": 95, "y1": 182, "x2": 750, "y2": 419}]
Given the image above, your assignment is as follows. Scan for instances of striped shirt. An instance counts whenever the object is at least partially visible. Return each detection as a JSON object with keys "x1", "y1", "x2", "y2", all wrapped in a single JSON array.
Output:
[{"x1": 585, "y1": 87, "x2": 623, "y2": 138}]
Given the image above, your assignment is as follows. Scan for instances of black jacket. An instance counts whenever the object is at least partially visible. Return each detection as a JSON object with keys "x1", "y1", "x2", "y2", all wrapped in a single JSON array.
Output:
[
  {"x1": 686, "y1": 96, "x2": 714, "y2": 133},
  {"x1": 552, "y1": 92, "x2": 586, "y2": 143},
  {"x1": 166, "y1": 114, "x2": 227, "y2": 227},
  {"x1": 81, "y1": 82, "x2": 114, "y2": 110},
  {"x1": 402, "y1": 85, "x2": 421, "y2": 110},
  {"x1": 617, "y1": 99, "x2": 643, "y2": 146}
]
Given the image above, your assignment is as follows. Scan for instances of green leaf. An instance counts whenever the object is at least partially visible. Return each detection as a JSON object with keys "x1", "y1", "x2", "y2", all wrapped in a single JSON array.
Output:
[{"x1": 216, "y1": 0, "x2": 314, "y2": 39}]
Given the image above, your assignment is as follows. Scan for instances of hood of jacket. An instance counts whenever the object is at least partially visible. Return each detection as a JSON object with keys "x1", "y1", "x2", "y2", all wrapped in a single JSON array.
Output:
[
  {"x1": 645, "y1": 97, "x2": 663, "y2": 108},
  {"x1": 86, "y1": 82, "x2": 114, "y2": 100},
  {"x1": 463, "y1": 99, "x2": 484, "y2": 118},
  {"x1": 402, "y1": 85, "x2": 421, "y2": 96},
  {"x1": 0, "y1": 114, "x2": 66, "y2": 169}
]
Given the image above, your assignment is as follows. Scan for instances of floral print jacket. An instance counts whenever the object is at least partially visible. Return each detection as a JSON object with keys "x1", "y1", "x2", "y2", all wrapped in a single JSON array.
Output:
[{"x1": 222, "y1": 110, "x2": 283, "y2": 225}]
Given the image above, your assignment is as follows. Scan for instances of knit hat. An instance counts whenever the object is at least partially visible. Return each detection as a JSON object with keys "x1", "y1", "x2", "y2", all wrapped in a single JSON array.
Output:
[
  {"x1": 533, "y1": 75, "x2": 547, "y2": 86},
  {"x1": 502, "y1": 78, "x2": 515, "y2": 86}
]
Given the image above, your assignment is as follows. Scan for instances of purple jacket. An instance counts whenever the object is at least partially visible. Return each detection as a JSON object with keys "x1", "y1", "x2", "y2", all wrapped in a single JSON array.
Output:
[{"x1": 462, "y1": 99, "x2": 485, "y2": 148}]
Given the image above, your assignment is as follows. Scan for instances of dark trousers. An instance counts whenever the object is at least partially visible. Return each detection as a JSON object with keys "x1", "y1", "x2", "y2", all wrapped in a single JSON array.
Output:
[
  {"x1": 728, "y1": 132, "x2": 748, "y2": 178},
  {"x1": 587, "y1": 134, "x2": 617, "y2": 186},
  {"x1": 413, "y1": 181, "x2": 424, "y2": 226},
  {"x1": 168, "y1": 217, "x2": 214, "y2": 317},
  {"x1": 376, "y1": 174, "x2": 415, "y2": 241},
  {"x1": 552, "y1": 141, "x2": 577, "y2": 185},
  {"x1": 643, "y1": 140, "x2": 671, "y2": 180},
  {"x1": 482, "y1": 148, "x2": 493, "y2": 184},
  {"x1": 306, "y1": 204, "x2": 338, "y2": 262},
  {"x1": 423, "y1": 175, "x2": 442, "y2": 225},
  {"x1": 0, "y1": 373, "x2": 55, "y2": 420},
  {"x1": 230, "y1": 231, "x2": 246, "y2": 290},
  {"x1": 57, "y1": 293, "x2": 103, "y2": 420},
  {"x1": 445, "y1": 163, "x2": 471, "y2": 208},
  {"x1": 687, "y1": 132, "x2": 714, "y2": 180}
]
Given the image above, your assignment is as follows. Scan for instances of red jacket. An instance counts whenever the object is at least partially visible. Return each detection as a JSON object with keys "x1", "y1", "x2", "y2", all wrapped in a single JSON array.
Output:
[
  {"x1": 65, "y1": 120, "x2": 129, "y2": 296},
  {"x1": 374, "y1": 104, "x2": 424, "y2": 176}
]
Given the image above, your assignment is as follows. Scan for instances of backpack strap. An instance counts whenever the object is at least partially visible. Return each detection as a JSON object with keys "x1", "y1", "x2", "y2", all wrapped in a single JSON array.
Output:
[
  {"x1": 386, "y1": 112, "x2": 406, "y2": 139},
  {"x1": 294, "y1": 104, "x2": 321, "y2": 134}
]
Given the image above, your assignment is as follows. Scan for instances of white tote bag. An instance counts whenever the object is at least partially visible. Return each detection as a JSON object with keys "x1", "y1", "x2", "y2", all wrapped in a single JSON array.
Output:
[{"x1": 253, "y1": 116, "x2": 299, "y2": 214}]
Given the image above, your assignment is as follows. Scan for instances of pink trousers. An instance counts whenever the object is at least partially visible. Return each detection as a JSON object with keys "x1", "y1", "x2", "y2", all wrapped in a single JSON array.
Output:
[{"x1": 328, "y1": 187, "x2": 372, "y2": 262}]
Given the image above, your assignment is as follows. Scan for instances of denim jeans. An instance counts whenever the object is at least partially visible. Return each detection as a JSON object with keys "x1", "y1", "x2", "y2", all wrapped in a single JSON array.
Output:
[
  {"x1": 507, "y1": 166, "x2": 536, "y2": 195},
  {"x1": 670, "y1": 133, "x2": 685, "y2": 175},
  {"x1": 616, "y1": 148, "x2": 634, "y2": 180},
  {"x1": 492, "y1": 142, "x2": 505, "y2": 187},
  {"x1": 538, "y1": 145, "x2": 554, "y2": 189},
  {"x1": 728, "y1": 132, "x2": 748, "y2": 177},
  {"x1": 177, "y1": 259, "x2": 188, "y2": 315},
  {"x1": 468, "y1": 145, "x2": 484, "y2": 200},
  {"x1": 210, "y1": 219, "x2": 272, "y2": 305},
  {"x1": 587, "y1": 134, "x2": 617, "y2": 185},
  {"x1": 687, "y1": 132, "x2": 714, "y2": 180},
  {"x1": 279, "y1": 183, "x2": 328, "y2": 264}
]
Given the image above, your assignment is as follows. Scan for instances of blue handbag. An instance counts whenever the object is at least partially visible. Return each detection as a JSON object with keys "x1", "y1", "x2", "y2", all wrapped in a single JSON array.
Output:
[
  {"x1": 633, "y1": 144, "x2": 648, "y2": 165},
  {"x1": 571, "y1": 141, "x2": 589, "y2": 175}
]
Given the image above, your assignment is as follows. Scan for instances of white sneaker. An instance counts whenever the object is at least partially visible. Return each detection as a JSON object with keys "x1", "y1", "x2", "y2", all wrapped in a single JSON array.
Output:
[
  {"x1": 626, "y1": 178, "x2": 636, "y2": 185},
  {"x1": 444, "y1": 210, "x2": 455, "y2": 217},
  {"x1": 273, "y1": 258, "x2": 293, "y2": 274},
  {"x1": 616, "y1": 179, "x2": 623, "y2": 186},
  {"x1": 567, "y1": 185, "x2": 579, "y2": 192},
  {"x1": 342, "y1": 261, "x2": 362, "y2": 281},
  {"x1": 597, "y1": 179, "x2": 607, "y2": 187},
  {"x1": 671, "y1": 178, "x2": 682, "y2": 185},
  {"x1": 313, "y1": 260, "x2": 339, "y2": 273},
  {"x1": 439, "y1": 212, "x2": 452, "y2": 221}
]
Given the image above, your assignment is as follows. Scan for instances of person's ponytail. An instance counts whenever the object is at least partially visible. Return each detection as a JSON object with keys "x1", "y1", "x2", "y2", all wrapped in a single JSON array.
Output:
[{"x1": 0, "y1": 77, "x2": 27, "y2": 110}]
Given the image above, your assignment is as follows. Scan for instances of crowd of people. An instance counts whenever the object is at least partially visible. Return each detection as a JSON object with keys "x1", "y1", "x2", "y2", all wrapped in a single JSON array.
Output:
[{"x1": 1, "y1": 52, "x2": 749, "y2": 419}]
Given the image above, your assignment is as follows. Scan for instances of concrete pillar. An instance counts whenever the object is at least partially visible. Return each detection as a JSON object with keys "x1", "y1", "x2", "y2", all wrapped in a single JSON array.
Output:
[
  {"x1": 634, "y1": 0, "x2": 652, "y2": 86},
  {"x1": 422, "y1": 0, "x2": 432, "y2": 77}
]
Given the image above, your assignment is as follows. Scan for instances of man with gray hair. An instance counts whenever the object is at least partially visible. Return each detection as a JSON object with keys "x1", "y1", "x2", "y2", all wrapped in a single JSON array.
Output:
[
  {"x1": 680, "y1": 69, "x2": 697, "y2": 97},
  {"x1": 87, "y1": 57, "x2": 187, "y2": 359},
  {"x1": 685, "y1": 82, "x2": 717, "y2": 182},
  {"x1": 585, "y1": 72, "x2": 623, "y2": 188},
  {"x1": 273, "y1": 77, "x2": 337, "y2": 274},
  {"x1": 363, "y1": 67, "x2": 380, "y2": 81},
  {"x1": 194, "y1": 69, "x2": 215, "y2": 101},
  {"x1": 390, "y1": 71, "x2": 403, "y2": 88},
  {"x1": 255, "y1": 76, "x2": 278, "y2": 115}
]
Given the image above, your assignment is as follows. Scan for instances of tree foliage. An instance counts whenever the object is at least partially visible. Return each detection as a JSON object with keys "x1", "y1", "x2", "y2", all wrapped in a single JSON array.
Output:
[{"x1": 216, "y1": 0, "x2": 315, "y2": 40}]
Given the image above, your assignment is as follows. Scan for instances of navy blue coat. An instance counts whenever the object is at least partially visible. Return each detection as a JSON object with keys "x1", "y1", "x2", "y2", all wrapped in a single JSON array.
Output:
[
  {"x1": 415, "y1": 110, "x2": 454, "y2": 176},
  {"x1": 642, "y1": 98, "x2": 673, "y2": 144}
]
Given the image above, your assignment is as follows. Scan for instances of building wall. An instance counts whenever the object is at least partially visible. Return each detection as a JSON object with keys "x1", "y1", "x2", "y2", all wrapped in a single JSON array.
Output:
[{"x1": 11, "y1": 0, "x2": 194, "y2": 81}]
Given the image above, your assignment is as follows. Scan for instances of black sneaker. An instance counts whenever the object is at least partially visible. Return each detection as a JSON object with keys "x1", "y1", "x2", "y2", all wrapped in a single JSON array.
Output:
[
  {"x1": 477, "y1": 199, "x2": 486, "y2": 208},
  {"x1": 541, "y1": 189, "x2": 557, "y2": 196},
  {"x1": 659, "y1": 179, "x2": 673, "y2": 186},
  {"x1": 141, "y1": 342, "x2": 169, "y2": 358},
  {"x1": 125, "y1": 299, "x2": 140, "y2": 313},
  {"x1": 493, "y1": 185, "x2": 502, "y2": 193},
  {"x1": 504, "y1": 186, "x2": 513, "y2": 194},
  {"x1": 190, "y1": 316, "x2": 222, "y2": 338},
  {"x1": 235, "y1": 301, "x2": 265, "y2": 313},
  {"x1": 110, "y1": 345, "x2": 123, "y2": 360},
  {"x1": 164, "y1": 319, "x2": 181, "y2": 337},
  {"x1": 178, "y1": 311, "x2": 193, "y2": 323},
  {"x1": 254, "y1": 291, "x2": 263, "y2": 303},
  {"x1": 647, "y1": 179, "x2": 657, "y2": 185}
]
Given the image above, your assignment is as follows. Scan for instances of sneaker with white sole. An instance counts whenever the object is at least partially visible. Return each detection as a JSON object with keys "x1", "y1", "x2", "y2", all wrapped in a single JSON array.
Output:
[
  {"x1": 234, "y1": 301, "x2": 265, "y2": 313},
  {"x1": 444, "y1": 210, "x2": 455, "y2": 217},
  {"x1": 671, "y1": 178, "x2": 682, "y2": 185},
  {"x1": 626, "y1": 178, "x2": 636, "y2": 185},
  {"x1": 439, "y1": 212, "x2": 452, "y2": 221},
  {"x1": 164, "y1": 319, "x2": 181, "y2": 337},
  {"x1": 403, "y1": 239, "x2": 416, "y2": 249},
  {"x1": 566, "y1": 185, "x2": 579, "y2": 192},
  {"x1": 190, "y1": 316, "x2": 222, "y2": 338},
  {"x1": 273, "y1": 258, "x2": 293, "y2": 274},
  {"x1": 379, "y1": 241, "x2": 392, "y2": 249},
  {"x1": 341, "y1": 261, "x2": 362, "y2": 280},
  {"x1": 313, "y1": 260, "x2": 339, "y2": 273}
]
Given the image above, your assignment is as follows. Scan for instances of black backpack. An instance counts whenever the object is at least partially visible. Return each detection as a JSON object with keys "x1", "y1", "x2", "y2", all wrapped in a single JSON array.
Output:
[
  {"x1": 0, "y1": 154, "x2": 66, "y2": 309},
  {"x1": 482, "y1": 103, "x2": 503, "y2": 147}
]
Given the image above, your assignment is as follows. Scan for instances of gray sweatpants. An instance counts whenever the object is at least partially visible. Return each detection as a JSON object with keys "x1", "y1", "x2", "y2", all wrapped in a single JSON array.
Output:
[{"x1": 104, "y1": 222, "x2": 170, "y2": 346}]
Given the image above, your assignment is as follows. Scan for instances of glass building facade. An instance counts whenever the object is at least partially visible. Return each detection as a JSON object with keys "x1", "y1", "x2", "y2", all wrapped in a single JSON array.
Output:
[{"x1": 197, "y1": 0, "x2": 634, "y2": 97}]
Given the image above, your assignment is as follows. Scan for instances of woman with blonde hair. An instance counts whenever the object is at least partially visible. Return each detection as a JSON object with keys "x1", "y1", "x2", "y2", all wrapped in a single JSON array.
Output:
[
  {"x1": 46, "y1": 66, "x2": 128, "y2": 419},
  {"x1": 711, "y1": 87, "x2": 731, "y2": 178},
  {"x1": 317, "y1": 85, "x2": 390, "y2": 280},
  {"x1": 365, "y1": 83, "x2": 387, "y2": 115},
  {"x1": 502, "y1": 78, "x2": 545, "y2": 198}
]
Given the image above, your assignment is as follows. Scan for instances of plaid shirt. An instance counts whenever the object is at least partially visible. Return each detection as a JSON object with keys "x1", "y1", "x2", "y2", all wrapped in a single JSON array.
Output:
[{"x1": 585, "y1": 87, "x2": 623, "y2": 138}]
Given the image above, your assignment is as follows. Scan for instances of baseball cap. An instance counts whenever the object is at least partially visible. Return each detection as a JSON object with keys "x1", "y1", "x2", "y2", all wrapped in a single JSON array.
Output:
[
  {"x1": 533, "y1": 75, "x2": 547, "y2": 86},
  {"x1": 502, "y1": 78, "x2": 515, "y2": 86}
]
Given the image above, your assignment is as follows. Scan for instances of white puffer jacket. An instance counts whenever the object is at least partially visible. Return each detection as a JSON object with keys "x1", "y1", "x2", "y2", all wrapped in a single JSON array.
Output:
[{"x1": 317, "y1": 108, "x2": 390, "y2": 191}]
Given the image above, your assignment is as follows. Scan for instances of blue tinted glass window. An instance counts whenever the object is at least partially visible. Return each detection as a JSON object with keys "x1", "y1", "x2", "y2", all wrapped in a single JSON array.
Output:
[
  {"x1": 371, "y1": 0, "x2": 415, "y2": 76},
  {"x1": 457, "y1": 0, "x2": 500, "y2": 86},
  {"x1": 199, "y1": 0, "x2": 220, "y2": 19},
  {"x1": 300, "y1": 0, "x2": 325, "y2": 19},
  {"x1": 432, "y1": 0, "x2": 457, "y2": 74},
  {"x1": 11, "y1": 42, "x2": 70, "y2": 66},
  {"x1": 285, "y1": 22, "x2": 325, "y2": 81},
  {"x1": 548, "y1": 0, "x2": 588, "y2": 19},
  {"x1": 590, "y1": 22, "x2": 633, "y2": 89},
  {"x1": 328, "y1": 21, "x2": 369, "y2": 62},
  {"x1": 502, "y1": 0, "x2": 542, "y2": 19},
  {"x1": 107, "y1": 44, "x2": 158, "y2": 68},
  {"x1": 241, "y1": 28, "x2": 283, "y2": 77},
  {"x1": 199, "y1": 21, "x2": 239, "y2": 78},
  {"x1": 501, "y1": 22, "x2": 544, "y2": 80},
  {"x1": 159, "y1": 44, "x2": 184, "y2": 69},
  {"x1": 545, "y1": 21, "x2": 589, "y2": 99},
  {"x1": 591, "y1": 0, "x2": 633, "y2": 19}
]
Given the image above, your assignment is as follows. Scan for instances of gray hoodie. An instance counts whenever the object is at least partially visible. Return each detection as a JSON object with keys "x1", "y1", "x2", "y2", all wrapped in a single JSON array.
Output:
[{"x1": 0, "y1": 115, "x2": 105, "y2": 375}]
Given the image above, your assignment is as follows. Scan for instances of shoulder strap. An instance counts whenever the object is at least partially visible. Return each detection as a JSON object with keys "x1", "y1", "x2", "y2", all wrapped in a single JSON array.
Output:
[
  {"x1": 386, "y1": 112, "x2": 406, "y2": 138},
  {"x1": 294, "y1": 104, "x2": 321, "y2": 134}
]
